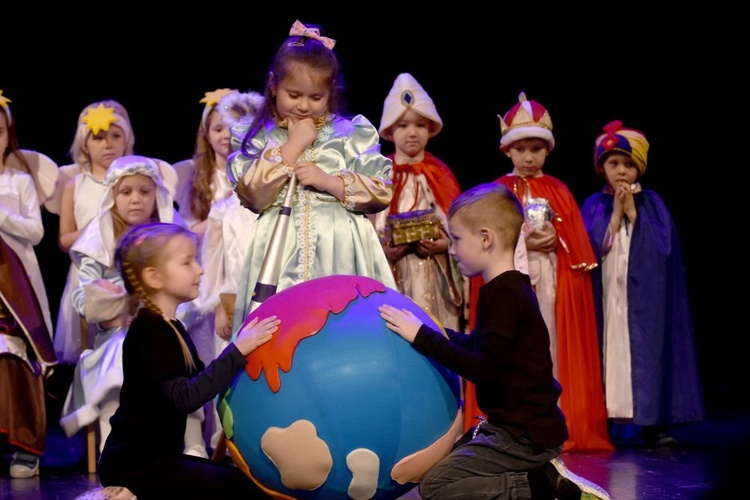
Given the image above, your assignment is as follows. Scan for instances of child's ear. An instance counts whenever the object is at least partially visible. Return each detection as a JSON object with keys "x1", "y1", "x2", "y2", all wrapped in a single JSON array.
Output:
[
  {"x1": 141, "y1": 266, "x2": 162, "y2": 290},
  {"x1": 480, "y1": 227, "x2": 493, "y2": 249},
  {"x1": 500, "y1": 146, "x2": 512, "y2": 159},
  {"x1": 268, "y1": 72, "x2": 277, "y2": 95}
]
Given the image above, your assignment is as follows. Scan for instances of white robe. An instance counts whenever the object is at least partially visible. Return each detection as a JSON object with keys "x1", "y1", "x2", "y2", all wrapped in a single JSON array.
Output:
[{"x1": 0, "y1": 168, "x2": 52, "y2": 334}]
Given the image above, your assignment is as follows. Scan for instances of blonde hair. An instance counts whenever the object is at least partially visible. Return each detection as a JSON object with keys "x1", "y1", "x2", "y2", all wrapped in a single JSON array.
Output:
[
  {"x1": 115, "y1": 222, "x2": 198, "y2": 370},
  {"x1": 69, "y1": 100, "x2": 135, "y2": 166},
  {"x1": 448, "y1": 183, "x2": 524, "y2": 252}
]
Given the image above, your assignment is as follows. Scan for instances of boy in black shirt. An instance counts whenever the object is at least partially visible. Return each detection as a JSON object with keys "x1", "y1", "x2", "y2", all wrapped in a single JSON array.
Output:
[{"x1": 379, "y1": 183, "x2": 609, "y2": 499}]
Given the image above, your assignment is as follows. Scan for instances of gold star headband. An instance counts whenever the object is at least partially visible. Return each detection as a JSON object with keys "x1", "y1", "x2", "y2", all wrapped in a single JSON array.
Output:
[
  {"x1": 200, "y1": 88, "x2": 235, "y2": 125},
  {"x1": 82, "y1": 103, "x2": 119, "y2": 135},
  {"x1": 0, "y1": 90, "x2": 12, "y2": 125},
  {"x1": 200, "y1": 88, "x2": 234, "y2": 108}
]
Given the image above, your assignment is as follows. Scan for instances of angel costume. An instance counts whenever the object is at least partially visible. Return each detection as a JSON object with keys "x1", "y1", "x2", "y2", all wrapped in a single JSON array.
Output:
[
  {"x1": 52, "y1": 164, "x2": 105, "y2": 364},
  {"x1": 59, "y1": 157, "x2": 180, "y2": 443},
  {"x1": 228, "y1": 113, "x2": 396, "y2": 332},
  {"x1": 173, "y1": 157, "x2": 233, "y2": 367}
]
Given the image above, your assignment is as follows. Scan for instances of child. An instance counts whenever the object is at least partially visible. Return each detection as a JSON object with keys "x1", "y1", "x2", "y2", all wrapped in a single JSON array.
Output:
[
  {"x1": 228, "y1": 20, "x2": 395, "y2": 330},
  {"x1": 379, "y1": 182, "x2": 609, "y2": 500},
  {"x1": 0, "y1": 91, "x2": 57, "y2": 478},
  {"x1": 1, "y1": 90, "x2": 60, "y2": 213},
  {"x1": 0, "y1": 91, "x2": 54, "y2": 335},
  {"x1": 174, "y1": 88, "x2": 264, "y2": 242},
  {"x1": 0, "y1": 237, "x2": 56, "y2": 478},
  {"x1": 372, "y1": 72, "x2": 466, "y2": 332},
  {"x1": 175, "y1": 88, "x2": 265, "y2": 358},
  {"x1": 493, "y1": 92, "x2": 612, "y2": 453},
  {"x1": 97, "y1": 222, "x2": 278, "y2": 499},
  {"x1": 580, "y1": 120, "x2": 704, "y2": 447},
  {"x1": 50, "y1": 100, "x2": 178, "y2": 365},
  {"x1": 177, "y1": 88, "x2": 264, "y2": 453},
  {"x1": 59, "y1": 155, "x2": 181, "y2": 454},
  {"x1": 51, "y1": 100, "x2": 134, "y2": 365}
]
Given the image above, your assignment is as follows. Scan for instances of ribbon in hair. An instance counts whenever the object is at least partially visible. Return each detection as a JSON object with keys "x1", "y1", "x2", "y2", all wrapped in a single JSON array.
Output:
[{"x1": 289, "y1": 20, "x2": 336, "y2": 50}]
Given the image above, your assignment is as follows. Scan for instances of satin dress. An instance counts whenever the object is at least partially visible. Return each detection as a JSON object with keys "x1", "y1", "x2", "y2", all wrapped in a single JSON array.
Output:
[{"x1": 228, "y1": 114, "x2": 396, "y2": 332}]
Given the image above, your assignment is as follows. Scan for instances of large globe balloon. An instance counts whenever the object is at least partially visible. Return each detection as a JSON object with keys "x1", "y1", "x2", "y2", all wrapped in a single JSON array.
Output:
[{"x1": 217, "y1": 275, "x2": 462, "y2": 499}]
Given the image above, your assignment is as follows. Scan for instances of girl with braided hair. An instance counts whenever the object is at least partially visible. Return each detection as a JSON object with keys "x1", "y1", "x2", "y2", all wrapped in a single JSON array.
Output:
[
  {"x1": 97, "y1": 221, "x2": 278, "y2": 499},
  {"x1": 59, "y1": 155, "x2": 183, "y2": 455}
]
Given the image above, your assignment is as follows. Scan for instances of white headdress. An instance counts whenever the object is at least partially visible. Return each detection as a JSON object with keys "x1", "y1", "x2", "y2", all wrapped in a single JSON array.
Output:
[
  {"x1": 378, "y1": 73, "x2": 443, "y2": 141},
  {"x1": 71, "y1": 155, "x2": 178, "y2": 268}
]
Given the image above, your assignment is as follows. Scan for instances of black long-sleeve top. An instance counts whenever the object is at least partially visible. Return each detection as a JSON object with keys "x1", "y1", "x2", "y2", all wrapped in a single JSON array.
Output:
[
  {"x1": 411, "y1": 270, "x2": 568, "y2": 451},
  {"x1": 100, "y1": 307, "x2": 246, "y2": 470}
]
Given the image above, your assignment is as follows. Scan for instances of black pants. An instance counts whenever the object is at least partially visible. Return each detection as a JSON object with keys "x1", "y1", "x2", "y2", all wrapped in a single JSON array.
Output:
[{"x1": 99, "y1": 453, "x2": 270, "y2": 499}]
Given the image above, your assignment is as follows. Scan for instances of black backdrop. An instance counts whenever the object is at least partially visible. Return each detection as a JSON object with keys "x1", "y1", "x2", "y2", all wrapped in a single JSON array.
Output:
[{"x1": 5, "y1": 9, "x2": 742, "y2": 413}]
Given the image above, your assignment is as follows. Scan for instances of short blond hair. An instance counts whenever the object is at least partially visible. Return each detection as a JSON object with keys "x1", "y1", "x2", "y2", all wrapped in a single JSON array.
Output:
[{"x1": 448, "y1": 182, "x2": 523, "y2": 251}]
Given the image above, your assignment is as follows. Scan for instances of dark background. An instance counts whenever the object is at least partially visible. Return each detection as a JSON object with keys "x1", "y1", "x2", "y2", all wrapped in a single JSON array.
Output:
[{"x1": 4, "y1": 10, "x2": 742, "y2": 414}]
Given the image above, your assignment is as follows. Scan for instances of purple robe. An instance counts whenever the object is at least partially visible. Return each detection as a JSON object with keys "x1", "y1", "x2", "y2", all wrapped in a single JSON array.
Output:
[{"x1": 581, "y1": 189, "x2": 704, "y2": 425}]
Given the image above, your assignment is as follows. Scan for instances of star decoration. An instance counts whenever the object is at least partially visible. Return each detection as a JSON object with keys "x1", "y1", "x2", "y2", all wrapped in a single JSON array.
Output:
[
  {"x1": 0, "y1": 90, "x2": 11, "y2": 110},
  {"x1": 83, "y1": 104, "x2": 118, "y2": 134},
  {"x1": 199, "y1": 88, "x2": 234, "y2": 107}
]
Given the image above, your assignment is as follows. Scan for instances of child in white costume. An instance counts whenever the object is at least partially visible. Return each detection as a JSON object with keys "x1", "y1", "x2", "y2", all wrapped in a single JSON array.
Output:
[
  {"x1": 177, "y1": 89, "x2": 264, "y2": 451},
  {"x1": 0, "y1": 90, "x2": 55, "y2": 335},
  {"x1": 50, "y1": 101, "x2": 178, "y2": 365},
  {"x1": 50, "y1": 101, "x2": 134, "y2": 365},
  {"x1": 174, "y1": 89, "x2": 264, "y2": 363},
  {"x1": 372, "y1": 73, "x2": 466, "y2": 331},
  {"x1": 59, "y1": 155, "x2": 182, "y2": 453}
]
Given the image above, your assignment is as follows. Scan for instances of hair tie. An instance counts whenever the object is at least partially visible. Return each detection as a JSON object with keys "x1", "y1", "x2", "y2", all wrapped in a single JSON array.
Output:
[
  {"x1": 288, "y1": 20, "x2": 336, "y2": 50},
  {"x1": 134, "y1": 234, "x2": 147, "y2": 247}
]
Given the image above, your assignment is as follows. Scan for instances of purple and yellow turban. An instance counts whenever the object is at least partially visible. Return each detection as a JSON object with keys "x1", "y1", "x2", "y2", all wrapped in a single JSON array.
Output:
[{"x1": 594, "y1": 120, "x2": 649, "y2": 176}]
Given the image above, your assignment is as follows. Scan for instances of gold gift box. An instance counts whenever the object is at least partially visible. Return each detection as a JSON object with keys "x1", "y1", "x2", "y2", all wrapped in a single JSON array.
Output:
[{"x1": 386, "y1": 208, "x2": 441, "y2": 246}]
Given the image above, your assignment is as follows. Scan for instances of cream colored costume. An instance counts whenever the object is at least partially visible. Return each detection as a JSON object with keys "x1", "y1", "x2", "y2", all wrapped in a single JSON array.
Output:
[
  {"x1": 60, "y1": 157, "x2": 181, "y2": 452},
  {"x1": 52, "y1": 166, "x2": 105, "y2": 363},
  {"x1": 374, "y1": 73, "x2": 465, "y2": 331}
]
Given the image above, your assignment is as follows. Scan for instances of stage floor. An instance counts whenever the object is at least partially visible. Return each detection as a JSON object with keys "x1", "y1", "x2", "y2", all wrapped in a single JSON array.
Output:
[{"x1": 2, "y1": 366, "x2": 746, "y2": 499}]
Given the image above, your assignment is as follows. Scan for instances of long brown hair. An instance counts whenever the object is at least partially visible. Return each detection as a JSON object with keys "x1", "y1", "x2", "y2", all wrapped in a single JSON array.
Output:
[{"x1": 0, "y1": 106, "x2": 31, "y2": 173}]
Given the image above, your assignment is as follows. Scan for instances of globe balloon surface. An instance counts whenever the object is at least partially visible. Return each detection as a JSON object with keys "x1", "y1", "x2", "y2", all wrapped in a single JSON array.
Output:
[{"x1": 218, "y1": 275, "x2": 462, "y2": 499}]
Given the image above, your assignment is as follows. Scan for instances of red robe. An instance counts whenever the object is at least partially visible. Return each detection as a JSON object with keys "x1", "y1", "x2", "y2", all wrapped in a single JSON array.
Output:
[{"x1": 466, "y1": 174, "x2": 613, "y2": 452}]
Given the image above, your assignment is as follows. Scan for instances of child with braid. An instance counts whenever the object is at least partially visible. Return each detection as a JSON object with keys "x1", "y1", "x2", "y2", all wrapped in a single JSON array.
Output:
[
  {"x1": 97, "y1": 222, "x2": 278, "y2": 499},
  {"x1": 59, "y1": 155, "x2": 182, "y2": 454}
]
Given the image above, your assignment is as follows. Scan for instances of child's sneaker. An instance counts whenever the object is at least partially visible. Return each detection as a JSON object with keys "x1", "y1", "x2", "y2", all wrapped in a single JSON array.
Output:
[
  {"x1": 550, "y1": 457, "x2": 611, "y2": 500},
  {"x1": 9, "y1": 451, "x2": 40, "y2": 478}
]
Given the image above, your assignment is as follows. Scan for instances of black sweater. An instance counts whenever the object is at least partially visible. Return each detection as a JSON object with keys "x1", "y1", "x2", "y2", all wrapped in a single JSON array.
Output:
[
  {"x1": 100, "y1": 307, "x2": 246, "y2": 470},
  {"x1": 412, "y1": 270, "x2": 568, "y2": 451}
]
